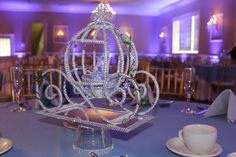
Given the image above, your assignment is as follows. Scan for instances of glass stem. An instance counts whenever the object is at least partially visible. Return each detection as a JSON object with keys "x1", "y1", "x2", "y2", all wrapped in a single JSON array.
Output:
[
  {"x1": 187, "y1": 93, "x2": 191, "y2": 102},
  {"x1": 186, "y1": 94, "x2": 191, "y2": 110},
  {"x1": 15, "y1": 91, "x2": 21, "y2": 105}
]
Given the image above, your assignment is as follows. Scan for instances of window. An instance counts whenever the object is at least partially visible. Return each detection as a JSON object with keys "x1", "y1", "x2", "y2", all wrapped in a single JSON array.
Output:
[
  {"x1": 0, "y1": 34, "x2": 14, "y2": 57},
  {"x1": 172, "y1": 11, "x2": 200, "y2": 54}
]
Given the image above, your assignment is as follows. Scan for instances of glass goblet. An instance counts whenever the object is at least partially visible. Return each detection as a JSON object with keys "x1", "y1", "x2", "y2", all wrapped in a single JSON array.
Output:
[
  {"x1": 181, "y1": 67, "x2": 196, "y2": 114},
  {"x1": 11, "y1": 63, "x2": 25, "y2": 112}
]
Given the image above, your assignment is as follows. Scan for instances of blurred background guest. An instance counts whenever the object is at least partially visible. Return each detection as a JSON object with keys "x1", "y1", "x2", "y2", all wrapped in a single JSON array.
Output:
[{"x1": 229, "y1": 46, "x2": 236, "y2": 63}]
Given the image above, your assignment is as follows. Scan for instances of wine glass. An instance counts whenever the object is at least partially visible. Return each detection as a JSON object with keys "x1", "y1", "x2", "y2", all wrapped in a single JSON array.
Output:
[
  {"x1": 181, "y1": 67, "x2": 196, "y2": 114},
  {"x1": 11, "y1": 62, "x2": 25, "y2": 112}
]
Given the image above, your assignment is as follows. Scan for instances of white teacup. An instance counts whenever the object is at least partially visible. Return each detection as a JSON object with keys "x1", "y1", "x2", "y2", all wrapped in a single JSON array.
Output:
[
  {"x1": 178, "y1": 124, "x2": 217, "y2": 155},
  {"x1": 227, "y1": 152, "x2": 236, "y2": 157}
]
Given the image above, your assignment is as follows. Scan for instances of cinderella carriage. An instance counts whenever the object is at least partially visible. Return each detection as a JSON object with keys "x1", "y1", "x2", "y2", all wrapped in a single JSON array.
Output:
[{"x1": 36, "y1": 3, "x2": 160, "y2": 156}]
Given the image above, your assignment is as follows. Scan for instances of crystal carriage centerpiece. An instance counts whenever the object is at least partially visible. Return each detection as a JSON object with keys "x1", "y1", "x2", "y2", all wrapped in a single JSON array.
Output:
[{"x1": 36, "y1": 3, "x2": 160, "y2": 156}]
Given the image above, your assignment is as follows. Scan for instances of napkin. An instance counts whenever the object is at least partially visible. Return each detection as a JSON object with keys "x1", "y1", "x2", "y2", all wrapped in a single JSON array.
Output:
[
  {"x1": 38, "y1": 79, "x2": 60, "y2": 108},
  {"x1": 146, "y1": 82, "x2": 155, "y2": 104},
  {"x1": 139, "y1": 82, "x2": 155, "y2": 105},
  {"x1": 204, "y1": 89, "x2": 236, "y2": 123},
  {"x1": 129, "y1": 82, "x2": 155, "y2": 106}
]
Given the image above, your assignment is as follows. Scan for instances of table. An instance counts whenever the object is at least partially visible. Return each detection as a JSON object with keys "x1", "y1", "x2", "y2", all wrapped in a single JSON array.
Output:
[{"x1": 0, "y1": 100, "x2": 236, "y2": 157}]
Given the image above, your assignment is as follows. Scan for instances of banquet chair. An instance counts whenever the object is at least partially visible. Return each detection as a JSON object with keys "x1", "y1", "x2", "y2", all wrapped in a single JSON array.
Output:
[
  {"x1": 10, "y1": 65, "x2": 63, "y2": 100},
  {"x1": 0, "y1": 56, "x2": 17, "y2": 102},
  {"x1": 22, "y1": 55, "x2": 49, "y2": 66},
  {"x1": 169, "y1": 57, "x2": 182, "y2": 68},
  {"x1": 208, "y1": 66, "x2": 236, "y2": 101},
  {"x1": 136, "y1": 57, "x2": 150, "y2": 83},
  {"x1": 0, "y1": 69, "x2": 12, "y2": 102},
  {"x1": 149, "y1": 67, "x2": 184, "y2": 100},
  {"x1": 209, "y1": 79, "x2": 236, "y2": 101}
]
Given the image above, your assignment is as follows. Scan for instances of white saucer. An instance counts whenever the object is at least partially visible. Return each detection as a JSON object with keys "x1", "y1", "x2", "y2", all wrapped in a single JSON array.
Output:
[
  {"x1": 166, "y1": 137, "x2": 223, "y2": 157},
  {"x1": 0, "y1": 137, "x2": 13, "y2": 155}
]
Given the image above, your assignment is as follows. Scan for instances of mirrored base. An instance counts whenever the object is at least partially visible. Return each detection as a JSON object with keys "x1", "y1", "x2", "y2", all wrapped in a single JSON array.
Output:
[
  {"x1": 73, "y1": 143, "x2": 113, "y2": 156},
  {"x1": 73, "y1": 126, "x2": 113, "y2": 156}
]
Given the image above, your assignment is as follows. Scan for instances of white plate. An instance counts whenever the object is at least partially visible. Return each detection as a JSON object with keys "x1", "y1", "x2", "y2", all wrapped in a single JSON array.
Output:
[
  {"x1": 166, "y1": 137, "x2": 223, "y2": 157},
  {"x1": 0, "y1": 137, "x2": 13, "y2": 155}
]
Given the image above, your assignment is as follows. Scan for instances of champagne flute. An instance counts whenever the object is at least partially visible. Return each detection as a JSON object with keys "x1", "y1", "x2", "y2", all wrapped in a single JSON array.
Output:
[
  {"x1": 181, "y1": 67, "x2": 196, "y2": 114},
  {"x1": 11, "y1": 62, "x2": 25, "y2": 112}
]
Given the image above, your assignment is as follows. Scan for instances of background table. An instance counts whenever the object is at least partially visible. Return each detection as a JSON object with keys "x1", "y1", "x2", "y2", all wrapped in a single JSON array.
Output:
[{"x1": 0, "y1": 100, "x2": 236, "y2": 157}]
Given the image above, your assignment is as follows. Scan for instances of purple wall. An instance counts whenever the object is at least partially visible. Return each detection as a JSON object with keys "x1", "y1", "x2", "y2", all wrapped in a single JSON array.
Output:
[
  {"x1": 156, "y1": 0, "x2": 236, "y2": 55},
  {"x1": 1, "y1": 0, "x2": 236, "y2": 56},
  {"x1": 0, "y1": 11, "x2": 158, "y2": 55}
]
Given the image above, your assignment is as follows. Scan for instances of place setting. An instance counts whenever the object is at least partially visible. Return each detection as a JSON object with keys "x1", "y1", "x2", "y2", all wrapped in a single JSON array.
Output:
[
  {"x1": 0, "y1": 134, "x2": 13, "y2": 155},
  {"x1": 166, "y1": 124, "x2": 223, "y2": 157}
]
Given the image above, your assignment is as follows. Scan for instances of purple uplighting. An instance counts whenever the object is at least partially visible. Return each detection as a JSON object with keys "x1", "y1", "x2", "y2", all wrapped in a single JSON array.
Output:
[
  {"x1": 180, "y1": 54, "x2": 188, "y2": 62},
  {"x1": 14, "y1": 52, "x2": 26, "y2": 58},
  {"x1": 0, "y1": 0, "x2": 196, "y2": 16},
  {"x1": 20, "y1": 43, "x2": 26, "y2": 49},
  {"x1": 209, "y1": 39, "x2": 223, "y2": 55},
  {"x1": 1, "y1": 2, "x2": 236, "y2": 156},
  {"x1": 0, "y1": 0, "x2": 235, "y2": 63},
  {"x1": 210, "y1": 55, "x2": 220, "y2": 64}
]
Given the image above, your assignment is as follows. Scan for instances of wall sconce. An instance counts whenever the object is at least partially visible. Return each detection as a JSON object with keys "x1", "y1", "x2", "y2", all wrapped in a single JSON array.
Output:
[
  {"x1": 159, "y1": 26, "x2": 168, "y2": 53},
  {"x1": 207, "y1": 14, "x2": 223, "y2": 40},
  {"x1": 207, "y1": 14, "x2": 224, "y2": 54},
  {"x1": 159, "y1": 32, "x2": 165, "y2": 38},
  {"x1": 207, "y1": 15, "x2": 217, "y2": 33},
  {"x1": 159, "y1": 26, "x2": 168, "y2": 39},
  {"x1": 53, "y1": 25, "x2": 68, "y2": 43},
  {"x1": 159, "y1": 31, "x2": 166, "y2": 45},
  {"x1": 57, "y1": 30, "x2": 64, "y2": 37},
  {"x1": 159, "y1": 27, "x2": 167, "y2": 44}
]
